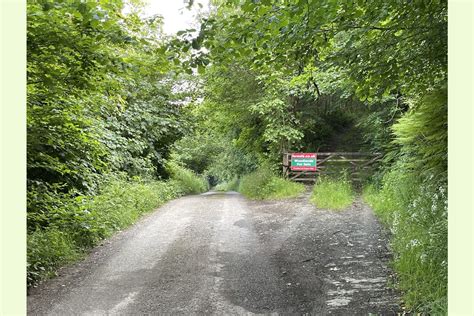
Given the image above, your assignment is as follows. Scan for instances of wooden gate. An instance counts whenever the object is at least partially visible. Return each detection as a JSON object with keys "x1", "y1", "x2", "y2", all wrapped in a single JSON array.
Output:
[{"x1": 283, "y1": 152, "x2": 382, "y2": 182}]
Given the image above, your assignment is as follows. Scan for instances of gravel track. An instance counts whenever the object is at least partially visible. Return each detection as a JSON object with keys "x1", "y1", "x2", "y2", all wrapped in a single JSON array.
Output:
[{"x1": 28, "y1": 190, "x2": 401, "y2": 315}]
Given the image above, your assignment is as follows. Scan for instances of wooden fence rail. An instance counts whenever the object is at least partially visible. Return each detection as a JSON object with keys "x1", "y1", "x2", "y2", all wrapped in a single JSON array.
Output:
[{"x1": 283, "y1": 152, "x2": 382, "y2": 183}]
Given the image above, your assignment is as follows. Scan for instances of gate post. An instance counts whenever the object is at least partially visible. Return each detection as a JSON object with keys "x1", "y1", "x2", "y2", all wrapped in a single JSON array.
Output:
[{"x1": 282, "y1": 153, "x2": 289, "y2": 178}]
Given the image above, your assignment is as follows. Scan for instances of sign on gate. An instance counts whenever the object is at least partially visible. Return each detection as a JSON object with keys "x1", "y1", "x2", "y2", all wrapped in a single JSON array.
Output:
[
  {"x1": 283, "y1": 152, "x2": 382, "y2": 182},
  {"x1": 290, "y1": 153, "x2": 317, "y2": 171}
]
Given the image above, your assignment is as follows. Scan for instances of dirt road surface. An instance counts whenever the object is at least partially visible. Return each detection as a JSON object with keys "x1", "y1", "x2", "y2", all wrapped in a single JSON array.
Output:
[{"x1": 28, "y1": 190, "x2": 401, "y2": 315}]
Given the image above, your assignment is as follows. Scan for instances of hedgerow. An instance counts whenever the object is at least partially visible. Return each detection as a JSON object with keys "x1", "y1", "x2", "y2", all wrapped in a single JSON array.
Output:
[{"x1": 27, "y1": 168, "x2": 207, "y2": 287}]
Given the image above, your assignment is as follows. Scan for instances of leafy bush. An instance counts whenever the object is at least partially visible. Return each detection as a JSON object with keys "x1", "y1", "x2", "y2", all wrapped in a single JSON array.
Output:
[
  {"x1": 27, "y1": 181, "x2": 83, "y2": 232},
  {"x1": 27, "y1": 177, "x2": 188, "y2": 287},
  {"x1": 238, "y1": 168, "x2": 274, "y2": 199},
  {"x1": 361, "y1": 86, "x2": 447, "y2": 313},
  {"x1": 310, "y1": 176, "x2": 354, "y2": 210},
  {"x1": 171, "y1": 132, "x2": 257, "y2": 183},
  {"x1": 103, "y1": 99, "x2": 188, "y2": 179},
  {"x1": 363, "y1": 170, "x2": 447, "y2": 313},
  {"x1": 27, "y1": 229, "x2": 80, "y2": 286},
  {"x1": 392, "y1": 86, "x2": 447, "y2": 181},
  {"x1": 238, "y1": 167, "x2": 304, "y2": 200},
  {"x1": 166, "y1": 162, "x2": 208, "y2": 194},
  {"x1": 214, "y1": 177, "x2": 240, "y2": 192},
  {"x1": 86, "y1": 179, "x2": 183, "y2": 241}
]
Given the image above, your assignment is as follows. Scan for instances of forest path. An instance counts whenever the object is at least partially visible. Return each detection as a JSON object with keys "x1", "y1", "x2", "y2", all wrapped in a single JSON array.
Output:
[{"x1": 28, "y1": 191, "x2": 400, "y2": 315}]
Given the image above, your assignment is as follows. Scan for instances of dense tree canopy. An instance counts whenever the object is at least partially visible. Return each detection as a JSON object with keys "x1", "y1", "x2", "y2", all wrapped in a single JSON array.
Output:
[
  {"x1": 27, "y1": 1, "x2": 190, "y2": 192},
  {"x1": 151, "y1": 0, "x2": 447, "y2": 195}
]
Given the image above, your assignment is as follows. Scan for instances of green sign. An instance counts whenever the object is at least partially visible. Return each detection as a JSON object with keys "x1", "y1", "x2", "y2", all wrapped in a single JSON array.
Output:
[{"x1": 291, "y1": 153, "x2": 317, "y2": 171}]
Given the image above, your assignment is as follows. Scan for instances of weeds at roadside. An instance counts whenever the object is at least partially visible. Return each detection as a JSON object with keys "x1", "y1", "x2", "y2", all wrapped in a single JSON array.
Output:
[
  {"x1": 166, "y1": 162, "x2": 209, "y2": 194},
  {"x1": 214, "y1": 177, "x2": 240, "y2": 192},
  {"x1": 238, "y1": 167, "x2": 304, "y2": 200},
  {"x1": 27, "y1": 164, "x2": 208, "y2": 288},
  {"x1": 363, "y1": 169, "x2": 447, "y2": 313},
  {"x1": 310, "y1": 174, "x2": 354, "y2": 210}
]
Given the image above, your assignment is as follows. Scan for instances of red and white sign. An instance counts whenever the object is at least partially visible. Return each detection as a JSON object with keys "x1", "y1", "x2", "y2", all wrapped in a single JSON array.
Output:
[{"x1": 291, "y1": 153, "x2": 316, "y2": 159}]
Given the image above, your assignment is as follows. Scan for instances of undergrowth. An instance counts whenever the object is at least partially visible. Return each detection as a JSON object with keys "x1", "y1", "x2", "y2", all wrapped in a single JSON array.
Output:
[
  {"x1": 238, "y1": 167, "x2": 304, "y2": 200},
  {"x1": 310, "y1": 176, "x2": 354, "y2": 210},
  {"x1": 363, "y1": 170, "x2": 447, "y2": 314},
  {"x1": 214, "y1": 177, "x2": 240, "y2": 192},
  {"x1": 361, "y1": 88, "x2": 447, "y2": 314},
  {"x1": 166, "y1": 161, "x2": 209, "y2": 194},
  {"x1": 27, "y1": 165, "x2": 208, "y2": 287}
]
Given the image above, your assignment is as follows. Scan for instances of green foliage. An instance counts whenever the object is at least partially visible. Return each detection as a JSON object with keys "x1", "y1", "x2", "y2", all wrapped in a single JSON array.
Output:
[
  {"x1": 171, "y1": 131, "x2": 256, "y2": 182},
  {"x1": 264, "y1": 177, "x2": 306, "y2": 200},
  {"x1": 205, "y1": 146, "x2": 256, "y2": 183},
  {"x1": 103, "y1": 96, "x2": 189, "y2": 179},
  {"x1": 27, "y1": 1, "x2": 447, "y2": 313},
  {"x1": 238, "y1": 168, "x2": 274, "y2": 199},
  {"x1": 27, "y1": 98, "x2": 108, "y2": 193},
  {"x1": 311, "y1": 175, "x2": 355, "y2": 210},
  {"x1": 363, "y1": 170, "x2": 447, "y2": 313},
  {"x1": 171, "y1": 133, "x2": 224, "y2": 175},
  {"x1": 27, "y1": 177, "x2": 186, "y2": 287},
  {"x1": 200, "y1": 64, "x2": 271, "y2": 158},
  {"x1": 238, "y1": 167, "x2": 304, "y2": 200},
  {"x1": 27, "y1": 0, "x2": 191, "y2": 192},
  {"x1": 356, "y1": 103, "x2": 400, "y2": 154},
  {"x1": 251, "y1": 97, "x2": 304, "y2": 152},
  {"x1": 27, "y1": 1, "x2": 128, "y2": 193},
  {"x1": 360, "y1": 87, "x2": 447, "y2": 314},
  {"x1": 26, "y1": 0, "x2": 206, "y2": 288},
  {"x1": 168, "y1": 65, "x2": 263, "y2": 183},
  {"x1": 363, "y1": 169, "x2": 420, "y2": 226},
  {"x1": 88, "y1": 177, "x2": 183, "y2": 238},
  {"x1": 214, "y1": 177, "x2": 240, "y2": 192},
  {"x1": 392, "y1": 86, "x2": 447, "y2": 180},
  {"x1": 166, "y1": 161, "x2": 209, "y2": 194},
  {"x1": 362, "y1": 86, "x2": 447, "y2": 313},
  {"x1": 202, "y1": 0, "x2": 446, "y2": 100},
  {"x1": 27, "y1": 0, "x2": 194, "y2": 237},
  {"x1": 27, "y1": 229, "x2": 80, "y2": 286}
]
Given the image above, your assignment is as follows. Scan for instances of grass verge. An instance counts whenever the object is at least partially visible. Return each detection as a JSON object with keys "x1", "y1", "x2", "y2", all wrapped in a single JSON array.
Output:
[
  {"x1": 238, "y1": 168, "x2": 305, "y2": 200},
  {"x1": 166, "y1": 161, "x2": 209, "y2": 194},
  {"x1": 363, "y1": 171, "x2": 447, "y2": 314},
  {"x1": 27, "y1": 165, "x2": 208, "y2": 287},
  {"x1": 214, "y1": 177, "x2": 240, "y2": 192},
  {"x1": 310, "y1": 176, "x2": 354, "y2": 210}
]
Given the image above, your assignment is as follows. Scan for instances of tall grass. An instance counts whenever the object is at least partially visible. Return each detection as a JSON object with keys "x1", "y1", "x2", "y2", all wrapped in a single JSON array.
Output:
[
  {"x1": 264, "y1": 177, "x2": 305, "y2": 199},
  {"x1": 27, "y1": 229, "x2": 80, "y2": 284},
  {"x1": 166, "y1": 161, "x2": 209, "y2": 194},
  {"x1": 363, "y1": 170, "x2": 447, "y2": 313},
  {"x1": 214, "y1": 176, "x2": 240, "y2": 192},
  {"x1": 310, "y1": 176, "x2": 354, "y2": 210},
  {"x1": 28, "y1": 164, "x2": 208, "y2": 287},
  {"x1": 238, "y1": 167, "x2": 304, "y2": 200}
]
